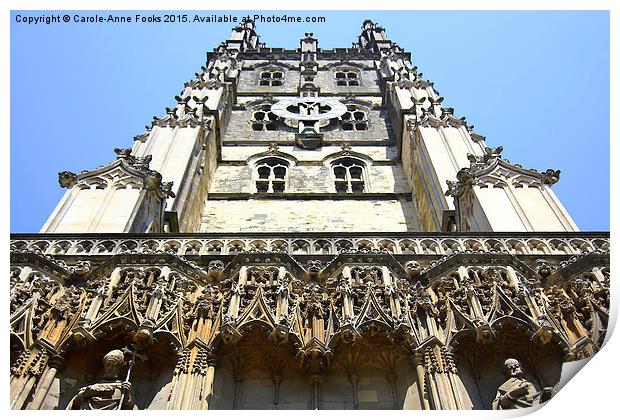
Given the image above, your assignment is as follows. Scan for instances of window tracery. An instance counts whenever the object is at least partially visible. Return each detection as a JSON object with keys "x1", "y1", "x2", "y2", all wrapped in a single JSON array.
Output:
[
  {"x1": 255, "y1": 158, "x2": 288, "y2": 193},
  {"x1": 331, "y1": 158, "x2": 367, "y2": 193},
  {"x1": 258, "y1": 69, "x2": 284, "y2": 86},
  {"x1": 340, "y1": 105, "x2": 369, "y2": 131},
  {"x1": 334, "y1": 68, "x2": 360, "y2": 86},
  {"x1": 250, "y1": 104, "x2": 279, "y2": 131}
]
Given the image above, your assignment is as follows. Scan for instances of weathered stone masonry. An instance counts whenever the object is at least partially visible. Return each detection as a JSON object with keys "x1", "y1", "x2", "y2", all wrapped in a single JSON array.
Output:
[{"x1": 10, "y1": 19, "x2": 609, "y2": 410}]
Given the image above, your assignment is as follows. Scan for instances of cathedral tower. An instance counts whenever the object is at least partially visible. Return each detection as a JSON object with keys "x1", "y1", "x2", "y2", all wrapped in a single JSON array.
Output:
[{"x1": 10, "y1": 19, "x2": 609, "y2": 410}]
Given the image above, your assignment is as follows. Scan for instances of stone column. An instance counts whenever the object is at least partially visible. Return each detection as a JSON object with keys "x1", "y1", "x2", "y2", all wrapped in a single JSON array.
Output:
[
  {"x1": 310, "y1": 374, "x2": 321, "y2": 410},
  {"x1": 412, "y1": 352, "x2": 430, "y2": 410},
  {"x1": 198, "y1": 356, "x2": 217, "y2": 409},
  {"x1": 26, "y1": 355, "x2": 64, "y2": 410},
  {"x1": 10, "y1": 348, "x2": 48, "y2": 410},
  {"x1": 348, "y1": 373, "x2": 359, "y2": 409}
]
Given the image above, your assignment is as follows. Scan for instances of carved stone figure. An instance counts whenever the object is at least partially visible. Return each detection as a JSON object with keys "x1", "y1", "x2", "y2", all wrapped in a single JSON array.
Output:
[
  {"x1": 207, "y1": 260, "x2": 225, "y2": 279},
  {"x1": 492, "y1": 358, "x2": 553, "y2": 409},
  {"x1": 405, "y1": 261, "x2": 422, "y2": 278},
  {"x1": 67, "y1": 349, "x2": 136, "y2": 410}
]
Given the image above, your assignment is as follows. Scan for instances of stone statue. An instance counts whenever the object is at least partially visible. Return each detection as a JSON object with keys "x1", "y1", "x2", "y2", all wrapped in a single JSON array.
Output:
[
  {"x1": 67, "y1": 349, "x2": 136, "y2": 410},
  {"x1": 492, "y1": 358, "x2": 553, "y2": 409}
]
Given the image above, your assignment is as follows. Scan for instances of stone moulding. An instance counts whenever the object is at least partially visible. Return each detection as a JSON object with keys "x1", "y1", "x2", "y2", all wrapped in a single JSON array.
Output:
[{"x1": 9, "y1": 231, "x2": 610, "y2": 410}]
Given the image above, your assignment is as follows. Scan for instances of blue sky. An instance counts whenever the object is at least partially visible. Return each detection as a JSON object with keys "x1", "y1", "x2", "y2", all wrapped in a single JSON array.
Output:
[{"x1": 10, "y1": 10, "x2": 610, "y2": 232}]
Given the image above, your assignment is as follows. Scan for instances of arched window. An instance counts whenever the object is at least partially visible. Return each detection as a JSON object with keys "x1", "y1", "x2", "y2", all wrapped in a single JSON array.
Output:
[
  {"x1": 334, "y1": 69, "x2": 360, "y2": 86},
  {"x1": 255, "y1": 158, "x2": 288, "y2": 193},
  {"x1": 332, "y1": 158, "x2": 366, "y2": 193},
  {"x1": 259, "y1": 69, "x2": 284, "y2": 86},
  {"x1": 250, "y1": 104, "x2": 278, "y2": 131},
  {"x1": 341, "y1": 105, "x2": 369, "y2": 131}
]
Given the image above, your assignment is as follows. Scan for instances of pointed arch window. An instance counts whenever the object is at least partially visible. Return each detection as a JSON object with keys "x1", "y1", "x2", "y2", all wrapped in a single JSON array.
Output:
[
  {"x1": 255, "y1": 158, "x2": 289, "y2": 193},
  {"x1": 259, "y1": 69, "x2": 284, "y2": 86},
  {"x1": 334, "y1": 68, "x2": 360, "y2": 86},
  {"x1": 332, "y1": 158, "x2": 367, "y2": 193},
  {"x1": 341, "y1": 105, "x2": 369, "y2": 131},
  {"x1": 251, "y1": 104, "x2": 279, "y2": 131}
]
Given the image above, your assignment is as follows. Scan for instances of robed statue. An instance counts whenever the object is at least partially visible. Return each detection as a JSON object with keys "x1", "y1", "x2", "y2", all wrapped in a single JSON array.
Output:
[
  {"x1": 67, "y1": 349, "x2": 136, "y2": 410},
  {"x1": 492, "y1": 358, "x2": 553, "y2": 409}
]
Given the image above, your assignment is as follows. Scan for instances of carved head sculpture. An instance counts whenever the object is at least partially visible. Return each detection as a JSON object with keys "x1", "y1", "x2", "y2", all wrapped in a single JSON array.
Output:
[
  {"x1": 72, "y1": 260, "x2": 92, "y2": 276},
  {"x1": 503, "y1": 358, "x2": 524, "y2": 379},
  {"x1": 102, "y1": 349, "x2": 126, "y2": 379},
  {"x1": 473, "y1": 317, "x2": 493, "y2": 344},
  {"x1": 207, "y1": 260, "x2": 225, "y2": 279},
  {"x1": 133, "y1": 320, "x2": 154, "y2": 347},
  {"x1": 536, "y1": 259, "x2": 552, "y2": 278},
  {"x1": 58, "y1": 171, "x2": 77, "y2": 189},
  {"x1": 306, "y1": 260, "x2": 323, "y2": 279},
  {"x1": 143, "y1": 170, "x2": 162, "y2": 190},
  {"x1": 405, "y1": 261, "x2": 422, "y2": 278}
]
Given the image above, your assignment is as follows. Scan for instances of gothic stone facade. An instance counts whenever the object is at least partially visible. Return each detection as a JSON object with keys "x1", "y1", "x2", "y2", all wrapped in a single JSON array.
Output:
[{"x1": 10, "y1": 20, "x2": 610, "y2": 410}]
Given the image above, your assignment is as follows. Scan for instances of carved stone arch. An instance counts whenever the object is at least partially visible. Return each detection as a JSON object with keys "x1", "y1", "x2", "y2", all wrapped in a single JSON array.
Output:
[
  {"x1": 476, "y1": 174, "x2": 509, "y2": 189},
  {"x1": 140, "y1": 239, "x2": 159, "y2": 253},
  {"x1": 10, "y1": 333, "x2": 26, "y2": 369},
  {"x1": 114, "y1": 177, "x2": 142, "y2": 190},
  {"x1": 450, "y1": 319, "x2": 567, "y2": 409},
  {"x1": 377, "y1": 239, "x2": 397, "y2": 253},
  {"x1": 248, "y1": 239, "x2": 268, "y2": 252},
  {"x1": 291, "y1": 240, "x2": 310, "y2": 255},
  {"x1": 48, "y1": 240, "x2": 71, "y2": 255},
  {"x1": 76, "y1": 176, "x2": 108, "y2": 190},
  {"x1": 548, "y1": 238, "x2": 572, "y2": 254},
  {"x1": 526, "y1": 239, "x2": 550, "y2": 254},
  {"x1": 505, "y1": 239, "x2": 527, "y2": 254},
  {"x1": 93, "y1": 240, "x2": 116, "y2": 254},
  {"x1": 335, "y1": 239, "x2": 354, "y2": 253},
  {"x1": 441, "y1": 238, "x2": 461, "y2": 254},
  {"x1": 11, "y1": 240, "x2": 29, "y2": 251},
  {"x1": 55, "y1": 319, "x2": 177, "y2": 410},
  {"x1": 569, "y1": 238, "x2": 593, "y2": 253},
  {"x1": 72, "y1": 240, "x2": 93, "y2": 254},
  {"x1": 152, "y1": 301, "x2": 186, "y2": 353},
  {"x1": 210, "y1": 324, "x2": 305, "y2": 409},
  {"x1": 398, "y1": 239, "x2": 417, "y2": 254},
  {"x1": 324, "y1": 154, "x2": 371, "y2": 194},
  {"x1": 205, "y1": 240, "x2": 224, "y2": 254},
  {"x1": 592, "y1": 238, "x2": 610, "y2": 252},
  {"x1": 269, "y1": 239, "x2": 288, "y2": 253},
  {"x1": 354, "y1": 287, "x2": 394, "y2": 333},
  {"x1": 183, "y1": 240, "x2": 203, "y2": 255},
  {"x1": 355, "y1": 238, "x2": 374, "y2": 251},
  {"x1": 327, "y1": 332, "x2": 416, "y2": 409},
  {"x1": 420, "y1": 239, "x2": 441, "y2": 254},
  {"x1": 160, "y1": 240, "x2": 181, "y2": 254},
  {"x1": 226, "y1": 240, "x2": 246, "y2": 254},
  {"x1": 322, "y1": 149, "x2": 373, "y2": 166},
  {"x1": 246, "y1": 149, "x2": 298, "y2": 167},
  {"x1": 89, "y1": 286, "x2": 144, "y2": 339},
  {"x1": 30, "y1": 240, "x2": 51, "y2": 253},
  {"x1": 483, "y1": 239, "x2": 504, "y2": 252},
  {"x1": 118, "y1": 240, "x2": 138, "y2": 253},
  {"x1": 10, "y1": 295, "x2": 37, "y2": 351},
  {"x1": 462, "y1": 239, "x2": 483, "y2": 252},
  {"x1": 313, "y1": 239, "x2": 332, "y2": 254},
  {"x1": 251, "y1": 60, "x2": 297, "y2": 71},
  {"x1": 325, "y1": 61, "x2": 369, "y2": 71}
]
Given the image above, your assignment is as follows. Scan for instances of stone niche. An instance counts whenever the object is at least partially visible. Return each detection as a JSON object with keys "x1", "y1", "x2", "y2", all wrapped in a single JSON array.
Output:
[
  {"x1": 41, "y1": 326, "x2": 177, "y2": 410},
  {"x1": 452, "y1": 324, "x2": 564, "y2": 409}
]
